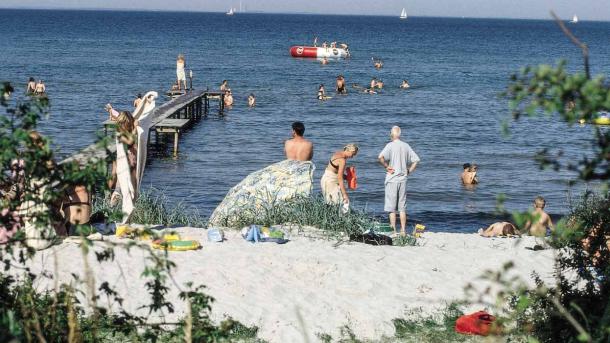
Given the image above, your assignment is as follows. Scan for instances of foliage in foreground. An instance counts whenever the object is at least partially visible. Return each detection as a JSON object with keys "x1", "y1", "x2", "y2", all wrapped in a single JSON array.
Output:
[
  {"x1": 217, "y1": 195, "x2": 379, "y2": 238},
  {"x1": 92, "y1": 188, "x2": 207, "y2": 227},
  {"x1": 0, "y1": 82, "x2": 262, "y2": 342},
  {"x1": 493, "y1": 22, "x2": 610, "y2": 342}
]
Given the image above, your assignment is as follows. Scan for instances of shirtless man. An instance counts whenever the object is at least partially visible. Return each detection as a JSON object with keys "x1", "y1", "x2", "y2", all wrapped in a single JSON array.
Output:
[
  {"x1": 35, "y1": 80, "x2": 46, "y2": 94},
  {"x1": 284, "y1": 121, "x2": 313, "y2": 161},
  {"x1": 461, "y1": 163, "x2": 478, "y2": 185},
  {"x1": 524, "y1": 196, "x2": 554, "y2": 237}
]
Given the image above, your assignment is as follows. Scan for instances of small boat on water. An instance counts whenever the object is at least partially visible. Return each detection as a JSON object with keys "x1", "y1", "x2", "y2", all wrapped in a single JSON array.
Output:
[
  {"x1": 290, "y1": 46, "x2": 350, "y2": 59},
  {"x1": 571, "y1": 15, "x2": 579, "y2": 23},
  {"x1": 400, "y1": 8, "x2": 408, "y2": 20},
  {"x1": 226, "y1": 8, "x2": 235, "y2": 16}
]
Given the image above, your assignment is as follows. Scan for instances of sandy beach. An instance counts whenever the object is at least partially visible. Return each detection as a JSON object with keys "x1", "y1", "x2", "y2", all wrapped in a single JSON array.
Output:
[{"x1": 16, "y1": 227, "x2": 556, "y2": 342}]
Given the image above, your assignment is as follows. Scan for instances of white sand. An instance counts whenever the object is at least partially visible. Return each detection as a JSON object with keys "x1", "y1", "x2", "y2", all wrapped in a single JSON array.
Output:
[{"x1": 20, "y1": 228, "x2": 555, "y2": 342}]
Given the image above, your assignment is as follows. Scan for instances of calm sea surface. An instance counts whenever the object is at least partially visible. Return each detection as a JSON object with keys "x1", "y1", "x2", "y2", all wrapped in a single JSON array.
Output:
[{"x1": 1, "y1": 9, "x2": 610, "y2": 231}]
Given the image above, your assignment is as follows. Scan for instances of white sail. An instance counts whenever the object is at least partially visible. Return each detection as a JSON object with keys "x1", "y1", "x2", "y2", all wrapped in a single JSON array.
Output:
[
  {"x1": 400, "y1": 8, "x2": 407, "y2": 19},
  {"x1": 226, "y1": 7, "x2": 234, "y2": 15},
  {"x1": 571, "y1": 15, "x2": 579, "y2": 23}
]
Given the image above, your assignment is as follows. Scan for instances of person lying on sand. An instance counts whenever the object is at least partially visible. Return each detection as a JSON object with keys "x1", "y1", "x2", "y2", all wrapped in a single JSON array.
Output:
[
  {"x1": 523, "y1": 196, "x2": 554, "y2": 237},
  {"x1": 478, "y1": 222, "x2": 521, "y2": 237},
  {"x1": 461, "y1": 163, "x2": 478, "y2": 185}
]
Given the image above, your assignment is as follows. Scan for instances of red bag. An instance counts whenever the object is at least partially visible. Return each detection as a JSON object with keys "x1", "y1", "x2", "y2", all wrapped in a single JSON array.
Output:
[
  {"x1": 455, "y1": 311, "x2": 496, "y2": 336},
  {"x1": 345, "y1": 166, "x2": 357, "y2": 190}
]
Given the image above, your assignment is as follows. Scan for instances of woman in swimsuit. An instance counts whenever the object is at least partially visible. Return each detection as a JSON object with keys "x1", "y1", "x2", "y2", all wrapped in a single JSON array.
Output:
[
  {"x1": 320, "y1": 144, "x2": 359, "y2": 206},
  {"x1": 317, "y1": 84, "x2": 326, "y2": 100}
]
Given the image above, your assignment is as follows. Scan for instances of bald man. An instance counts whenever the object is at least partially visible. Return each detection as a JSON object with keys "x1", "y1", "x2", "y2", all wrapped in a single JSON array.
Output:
[{"x1": 378, "y1": 126, "x2": 420, "y2": 236}]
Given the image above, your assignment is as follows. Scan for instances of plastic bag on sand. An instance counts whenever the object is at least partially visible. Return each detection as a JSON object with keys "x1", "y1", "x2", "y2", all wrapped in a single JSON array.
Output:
[{"x1": 207, "y1": 228, "x2": 224, "y2": 242}]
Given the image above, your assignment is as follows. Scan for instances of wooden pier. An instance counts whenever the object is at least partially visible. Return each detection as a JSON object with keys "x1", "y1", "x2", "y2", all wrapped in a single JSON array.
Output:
[{"x1": 62, "y1": 90, "x2": 224, "y2": 165}]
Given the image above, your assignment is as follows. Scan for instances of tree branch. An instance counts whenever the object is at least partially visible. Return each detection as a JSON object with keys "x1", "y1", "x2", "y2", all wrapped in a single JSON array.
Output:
[{"x1": 550, "y1": 11, "x2": 590, "y2": 79}]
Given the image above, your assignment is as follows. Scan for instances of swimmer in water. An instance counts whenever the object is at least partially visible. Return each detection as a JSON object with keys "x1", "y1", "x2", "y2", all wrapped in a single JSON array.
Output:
[
  {"x1": 376, "y1": 80, "x2": 384, "y2": 89},
  {"x1": 400, "y1": 80, "x2": 411, "y2": 89},
  {"x1": 26, "y1": 77, "x2": 36, "y2": 94},
  {"x1": 34, "y1": 80, "x2": 46, "y2": 95},
  {"x1": 370, "y1": 78, "x2": 377, "y2": 89},
  {"x1": 336, "y1": 75, "x2": 347, "y2": 94},
  {"x1": 372, "y1": 58, "x2": 383, "y2": 69},
  {"x1": 321, "y1": 57, "x2": 329, "y2": 65},
  {"x1": 317, "y1": 84, "x2": 327, "y2": 100},
  {"x1": 224, "y1": 89, "x2": 234, "y2": 107},
  {"x1": 248, "y1": 93, "x2": 256, "y2": 107}
]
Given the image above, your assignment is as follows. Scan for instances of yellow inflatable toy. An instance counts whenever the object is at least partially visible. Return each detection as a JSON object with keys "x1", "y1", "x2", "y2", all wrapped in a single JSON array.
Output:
[
  {"x1": 152, "y1": 239, "x2": 201, "y2": 251},
  {"x1": 593, "y1": 117, "x2": 610, "y2": 125}
]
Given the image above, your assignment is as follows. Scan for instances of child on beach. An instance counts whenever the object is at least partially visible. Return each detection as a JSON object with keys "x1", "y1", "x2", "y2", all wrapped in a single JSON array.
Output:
[{"x1": 524, "y1": 196, "x2": 554, "y2": 237}]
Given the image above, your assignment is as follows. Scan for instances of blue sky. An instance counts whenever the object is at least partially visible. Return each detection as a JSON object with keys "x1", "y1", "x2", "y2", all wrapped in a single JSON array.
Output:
[{"x1": 2, "y1": 0, "x2": 609, "y2": 21}]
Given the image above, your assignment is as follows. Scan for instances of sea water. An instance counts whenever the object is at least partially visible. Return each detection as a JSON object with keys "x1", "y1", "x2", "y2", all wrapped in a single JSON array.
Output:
[{"x1": 1, "y1": 9, "x2": 609, "y2": 231}]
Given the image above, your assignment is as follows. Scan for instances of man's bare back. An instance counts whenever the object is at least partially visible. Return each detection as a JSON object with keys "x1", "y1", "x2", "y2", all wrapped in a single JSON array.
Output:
[{"x1": 285, "y1": 137, "x2": 313, "y2": 161}]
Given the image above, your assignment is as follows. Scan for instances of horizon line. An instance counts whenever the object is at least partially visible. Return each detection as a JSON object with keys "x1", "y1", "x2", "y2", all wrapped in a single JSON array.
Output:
[{"x1": 0, "y1": 6, "x2": 603, "y2": 22}]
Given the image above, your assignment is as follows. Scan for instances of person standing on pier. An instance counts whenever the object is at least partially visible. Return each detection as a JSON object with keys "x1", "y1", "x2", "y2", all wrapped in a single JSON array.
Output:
[{"x1": 176, "y1": 54, "x2": 187, "y2": 91}]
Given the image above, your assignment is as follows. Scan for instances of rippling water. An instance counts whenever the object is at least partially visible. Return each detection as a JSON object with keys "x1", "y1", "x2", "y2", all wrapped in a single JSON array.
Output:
[{"x1": 2, "y1": 9, "x2": 610, "y2": 231}]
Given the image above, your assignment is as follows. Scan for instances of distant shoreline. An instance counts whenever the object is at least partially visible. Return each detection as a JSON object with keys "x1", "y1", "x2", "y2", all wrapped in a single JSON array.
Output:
[{"x1": 0, "y1": 7, "x2": 605, "y2": 23}]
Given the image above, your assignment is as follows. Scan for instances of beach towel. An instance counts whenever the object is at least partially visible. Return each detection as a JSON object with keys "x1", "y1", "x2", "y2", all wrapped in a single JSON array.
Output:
[
  {"x1": 117, "y1": 91, "x2": 157, "y2": 224},
  {"x1": 455, "y1": 311, "x2": 496, "y2": 336},
  {"x1": 208, "y1": 160, "x2": 315, "y2": 227}
]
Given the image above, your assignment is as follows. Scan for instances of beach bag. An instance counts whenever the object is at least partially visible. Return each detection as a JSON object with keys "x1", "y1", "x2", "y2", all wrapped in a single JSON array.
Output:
[
  {"x1": 345, "y1": 166, "x2": 357, "y2": 190},
  {"x1": 455, "y1": 311, "x2": 496, "y2": 336}
]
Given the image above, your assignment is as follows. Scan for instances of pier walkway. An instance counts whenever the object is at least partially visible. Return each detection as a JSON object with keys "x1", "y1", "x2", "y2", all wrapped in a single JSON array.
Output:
[{"x1": 62, "y1": 90, "x2": 224, "y2": 165}]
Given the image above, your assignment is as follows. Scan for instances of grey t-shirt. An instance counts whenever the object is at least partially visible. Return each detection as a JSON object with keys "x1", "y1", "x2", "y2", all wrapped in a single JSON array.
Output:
[{"x1": 378, "y1": 139, "x2": 420, "y2": 183}]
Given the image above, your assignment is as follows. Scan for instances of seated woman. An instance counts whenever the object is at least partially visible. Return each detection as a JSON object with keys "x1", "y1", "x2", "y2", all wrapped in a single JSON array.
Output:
[
  {"x1": 220, "y1": 80, "x2": 229, "y2": 91},
  {"x1": 478, "y1": 222, "x2": 521, "y2": 237},
  {"x1": 321, "y1": 144, "x2": 359, "y2": 207}
]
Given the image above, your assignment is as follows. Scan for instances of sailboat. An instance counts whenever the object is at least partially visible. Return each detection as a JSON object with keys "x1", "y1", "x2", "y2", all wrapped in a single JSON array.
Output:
[
  {"x1": 400, "y1": 8, "x2": 407, "y2": 20},
  {"x1": 226, "y1": 7, "x2": 235, "y2": 16},
  {"x1": 571, "y1": 15, "x2": 579, "y2": 23}
]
